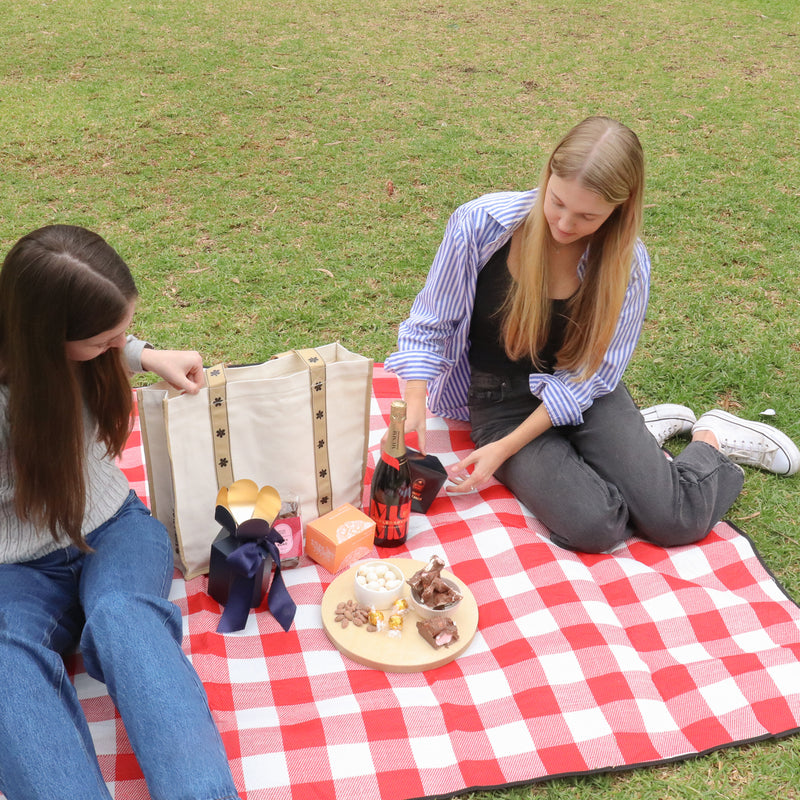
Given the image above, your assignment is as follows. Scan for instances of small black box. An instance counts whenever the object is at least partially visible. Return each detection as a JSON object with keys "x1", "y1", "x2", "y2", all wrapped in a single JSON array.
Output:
[{"x1": 407, "y1": 449, "x2": 448, "y2": 513}]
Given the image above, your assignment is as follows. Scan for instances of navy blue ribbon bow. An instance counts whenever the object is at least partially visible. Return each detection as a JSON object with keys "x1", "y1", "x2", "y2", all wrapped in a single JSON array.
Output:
[{"x1": 214, "y1": 511, "x2": 297, "y2": 634}]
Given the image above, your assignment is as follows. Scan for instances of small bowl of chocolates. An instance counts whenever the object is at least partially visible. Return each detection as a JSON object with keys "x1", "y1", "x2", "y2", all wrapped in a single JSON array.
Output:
[
  {"x1": 406, "y1": 555, "x2": 463, "y2": 620},
  {"x1": 353, "y1": 561, "x2": 404, "y2": 610}
]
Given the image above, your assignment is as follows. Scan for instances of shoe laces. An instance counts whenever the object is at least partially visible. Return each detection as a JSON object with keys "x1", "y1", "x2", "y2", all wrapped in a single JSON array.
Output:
[
  {"x1": 660, "y1": 421, "x2": 685, "y2": 438},
  {"x1": 649, "y1": 420, "x2": 685, "y2": 446},
  {"x1": 719, "y1": 436, "x2": 776, "y2": 467}
]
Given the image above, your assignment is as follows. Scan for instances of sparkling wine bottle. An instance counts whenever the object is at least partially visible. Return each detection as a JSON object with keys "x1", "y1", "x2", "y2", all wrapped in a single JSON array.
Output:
[{"x1": 369, "y1": 400, "x2": 412, "y2": 547}]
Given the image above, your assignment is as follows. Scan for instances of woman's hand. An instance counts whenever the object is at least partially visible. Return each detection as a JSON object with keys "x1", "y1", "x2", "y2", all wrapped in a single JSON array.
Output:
[
  {"x1": 447, "y1": 403, "x2": 555, "y2": 494},
  {"x1": 140, "y1": 348, "x2": 205, "y2": 395},
  {"x1": 446, "y1": 439, "x2": 513, "y2": 494}
]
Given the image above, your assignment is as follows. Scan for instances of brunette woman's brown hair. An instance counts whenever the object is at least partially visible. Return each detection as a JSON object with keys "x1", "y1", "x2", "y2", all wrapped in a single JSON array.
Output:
[
  {"x1": 502, "y1": 116, "x2": 645, "y2": 377},
  {"x1": 0, "y1": 225, "x2": 138, "y2": 549}
]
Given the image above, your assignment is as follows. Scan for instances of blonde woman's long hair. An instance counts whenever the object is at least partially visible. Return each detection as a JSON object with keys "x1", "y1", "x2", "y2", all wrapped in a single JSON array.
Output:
[{"x1": 502, "y1": 116, "x2": 644, "y2": 378}]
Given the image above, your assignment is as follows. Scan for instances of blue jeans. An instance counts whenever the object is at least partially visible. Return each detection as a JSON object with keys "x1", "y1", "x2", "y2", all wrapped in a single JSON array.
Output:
[
  {"x1": 469, "y1": 371, "x2": 744, "y2": 553},
  {"x1": 0, "y1": 492, "x2": 240, "y2": 800}
]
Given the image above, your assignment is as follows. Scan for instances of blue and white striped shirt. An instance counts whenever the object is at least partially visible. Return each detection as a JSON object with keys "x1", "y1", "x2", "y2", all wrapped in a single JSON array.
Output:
[{"x1": 384, "y1": 189, "x2": 651, "y2": 426}]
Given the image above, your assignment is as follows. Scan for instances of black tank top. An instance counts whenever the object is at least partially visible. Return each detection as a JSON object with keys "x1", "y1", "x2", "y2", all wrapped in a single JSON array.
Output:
[{"x1": 468, "y1": 240, "x2": 571, "y2": 376}]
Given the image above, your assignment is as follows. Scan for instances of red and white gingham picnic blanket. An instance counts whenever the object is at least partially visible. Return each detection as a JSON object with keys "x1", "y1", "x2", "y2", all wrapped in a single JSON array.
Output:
[{"x1": 52, "y1": 368, "x2": 800, "y2": 798}]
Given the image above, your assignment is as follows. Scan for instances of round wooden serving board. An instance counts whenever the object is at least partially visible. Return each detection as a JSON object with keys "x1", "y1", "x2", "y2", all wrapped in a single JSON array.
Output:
[{"x1": 321, "y1": 558, "x2": 478, "y2": 672}]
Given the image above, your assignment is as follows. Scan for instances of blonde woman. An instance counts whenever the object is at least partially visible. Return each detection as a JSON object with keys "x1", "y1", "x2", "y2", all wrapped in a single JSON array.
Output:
[{"x1": 385, "y1": 116, "x2": 799, "y2": 553}]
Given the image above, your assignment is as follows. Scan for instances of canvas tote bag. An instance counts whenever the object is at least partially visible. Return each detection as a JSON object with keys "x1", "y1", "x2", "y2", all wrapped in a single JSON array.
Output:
[{"x1": 137, "y1": 343, "x2": 373, "y2": 578}]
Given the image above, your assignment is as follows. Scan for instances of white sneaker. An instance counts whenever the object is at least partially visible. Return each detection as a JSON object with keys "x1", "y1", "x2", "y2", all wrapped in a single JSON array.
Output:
[
  {"x1": 692, "y1": 409, "x2": 800, "y2": 476},
  {"x1": 641, "y1": 404, "x2": 697, "y2": 447}
]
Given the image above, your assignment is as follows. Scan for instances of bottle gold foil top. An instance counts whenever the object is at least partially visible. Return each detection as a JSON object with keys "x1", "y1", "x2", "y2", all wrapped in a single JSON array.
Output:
[
  {"x1": 389, "y1": 400, "x2": 407, "y2": 420},
  {"x1": 385, "y1": 400, "x2": 408, "y2": 458}
]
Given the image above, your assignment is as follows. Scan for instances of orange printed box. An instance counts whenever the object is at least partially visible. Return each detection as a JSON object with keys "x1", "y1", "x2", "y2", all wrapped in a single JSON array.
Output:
[{"x1": 305, "y1": 504, "x2": 375, "y2": 573}]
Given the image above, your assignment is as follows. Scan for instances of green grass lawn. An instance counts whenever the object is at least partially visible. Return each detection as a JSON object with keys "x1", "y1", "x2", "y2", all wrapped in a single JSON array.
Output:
[{"x1": 3, "y1": 0, "x2": 800, "y2": 796}]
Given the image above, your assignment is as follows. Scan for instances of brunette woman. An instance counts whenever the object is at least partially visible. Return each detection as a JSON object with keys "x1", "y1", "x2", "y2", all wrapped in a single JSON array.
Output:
[{"x1": 0, "y1": 225, "x2": 240, "y2": 800}]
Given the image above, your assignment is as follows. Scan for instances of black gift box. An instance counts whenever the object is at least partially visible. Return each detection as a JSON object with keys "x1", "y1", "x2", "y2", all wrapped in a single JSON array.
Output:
[
  {"x1": 208, "y1": 482, "x2": 297, "y2": 634},
  {"x1": 207, "y1": 528, "x2": 266, "y2": 609},
  {"x1": 407, "y1": 449, "x2": 448, "y2": 513}
]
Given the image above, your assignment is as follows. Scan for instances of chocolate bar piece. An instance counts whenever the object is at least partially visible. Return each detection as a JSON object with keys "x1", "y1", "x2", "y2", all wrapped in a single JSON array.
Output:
[{"x1": 416, "y1": 616, "x2": 459, "y2": 649}]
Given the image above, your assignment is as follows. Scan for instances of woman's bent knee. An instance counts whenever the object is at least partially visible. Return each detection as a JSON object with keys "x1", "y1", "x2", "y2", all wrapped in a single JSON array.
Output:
[
  {"x1": 545, "y1": 508, "x2": 630, "y2": 554},
  {"x1": 635, "y1": 517, "x2": 712, "y2": 548},
  {"x1": 80, "y1": 591, "x2": 182, "y2": 681}
]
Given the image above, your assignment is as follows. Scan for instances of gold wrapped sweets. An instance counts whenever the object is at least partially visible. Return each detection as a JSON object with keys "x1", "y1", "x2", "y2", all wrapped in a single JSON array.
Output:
[
  {"x1": 367, "y1": 608, "x2": 385, "y2": 632},
  {"x1": 392, "y1": 597, "x2": 409, "y2": 614},
  {"x1": 387, "y1": 613, "x2": 404, "y2": 639}
]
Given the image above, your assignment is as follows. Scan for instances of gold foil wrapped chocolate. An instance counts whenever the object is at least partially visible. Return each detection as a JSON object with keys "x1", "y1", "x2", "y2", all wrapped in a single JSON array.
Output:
[
  {"x1": 367, "y1": 607, "x2": 385, "y2": 632},
  {"x1": 387, "y1": 613, "x2": 404, "y2": 639},
  {"x1": 392, "y1": 597, "x2": 409, "y2": 615}
]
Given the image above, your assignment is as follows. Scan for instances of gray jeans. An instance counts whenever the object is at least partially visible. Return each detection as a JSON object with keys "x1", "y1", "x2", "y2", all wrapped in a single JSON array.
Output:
[{"x1": 468, "y1": 370, "x2": 744, "y2": 553}]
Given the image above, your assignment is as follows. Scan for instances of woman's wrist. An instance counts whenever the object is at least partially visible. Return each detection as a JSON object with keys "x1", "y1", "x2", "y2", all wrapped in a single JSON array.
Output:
[
  {"x1": 404, "y1": 379, "x2": 428, "y2": 397},
  {"x1": 124, "y1": 335, "x2": 153, "y2": 373}
]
